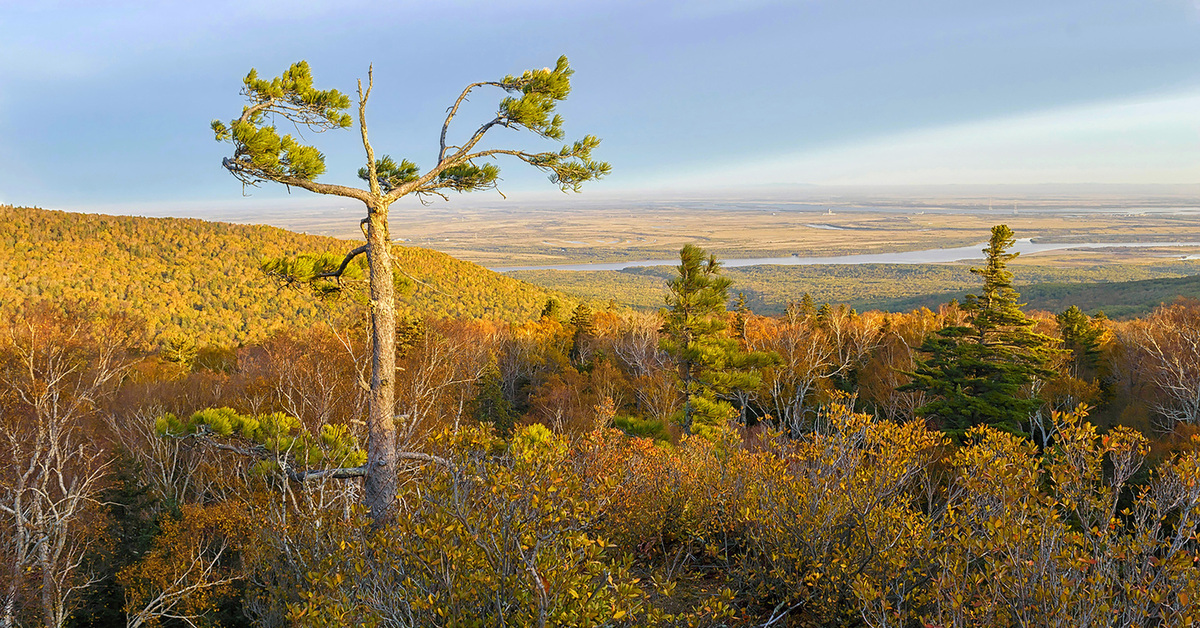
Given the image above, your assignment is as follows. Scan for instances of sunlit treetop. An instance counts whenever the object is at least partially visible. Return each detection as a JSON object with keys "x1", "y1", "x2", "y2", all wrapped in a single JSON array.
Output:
[
  {"x1": 211, "y1": 61, "x2": 352, "y2": 183},
  {"x1": 212, "y1": 55, "x2": 609, "y2": 201},
  {"x1": 496, "y1": 56, "x2": 573, "y2": 141}
]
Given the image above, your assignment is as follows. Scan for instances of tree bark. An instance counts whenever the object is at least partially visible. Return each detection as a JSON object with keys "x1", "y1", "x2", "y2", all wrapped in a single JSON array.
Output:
[
  {"x1": 1, "y1": 586, "x2": 14, "y2": 628},
  {"x1": 40, "y1": 535, "x2": 53, "y2": 628},
  {"x1": 363, "y1": 203, "x2": 398, "y2": 523}
]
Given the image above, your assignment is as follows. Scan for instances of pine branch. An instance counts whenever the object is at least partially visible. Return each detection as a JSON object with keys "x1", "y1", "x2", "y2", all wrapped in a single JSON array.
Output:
[{"x1": 313, "y1": 245, "x2": 369, "y2": 281}]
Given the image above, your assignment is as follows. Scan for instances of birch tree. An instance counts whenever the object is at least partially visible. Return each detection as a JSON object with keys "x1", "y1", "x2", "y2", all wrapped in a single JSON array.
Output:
[
  {"x1": 1121, "y1": 299, "x2": 1200, "y2": 427},
  {"x1": 749, "y1": 303, "x2": 847, "y2": 435},
  {"x1": 0, "y1": 304, "x2": 138, "y2": 628}
]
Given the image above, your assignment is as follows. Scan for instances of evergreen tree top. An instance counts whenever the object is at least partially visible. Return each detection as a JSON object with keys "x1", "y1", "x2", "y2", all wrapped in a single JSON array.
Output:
[
  {"x1": 663, "y1": 243, "x2": 732, "y2": 333},
  {"x1": 965, "y1": 224, "x2": 1036, "y2": 339},
  {"x1": 904, "y1": 225, "x2": 1060, "y2": 434}
]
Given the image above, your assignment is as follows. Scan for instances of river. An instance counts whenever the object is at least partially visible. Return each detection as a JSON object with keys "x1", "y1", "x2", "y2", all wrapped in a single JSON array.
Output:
[{"x1": 491, "y1": 239, "x2": 1200, "y2": 272}]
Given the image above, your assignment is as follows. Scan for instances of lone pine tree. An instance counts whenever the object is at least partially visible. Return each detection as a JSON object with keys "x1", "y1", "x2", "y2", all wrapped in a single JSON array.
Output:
[
  {"x1": 212, "y1": 58, "x2": 608, "y2": 523},
  {"x1": 902, "y1": 225, "x2": 1057, "y2": 434},
  {"x1": 660, "y1": 244, "x2": 776, "y2": 438}
]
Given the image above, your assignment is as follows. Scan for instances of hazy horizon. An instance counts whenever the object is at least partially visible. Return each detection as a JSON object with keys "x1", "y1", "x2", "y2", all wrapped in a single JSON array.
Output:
[
  {"x1": 41, "y1": 182, "x2": 1200, "y2": 223},
  {"x1": 4, "y1": 1, "x2": 1200, "y2": 215}
]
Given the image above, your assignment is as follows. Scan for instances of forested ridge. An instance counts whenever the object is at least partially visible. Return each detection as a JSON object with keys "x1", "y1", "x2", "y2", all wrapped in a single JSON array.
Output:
[
  {"x1": 863, "y1": 272, "x2": 1200, "y2": 318},
  {"x1": 8, "y1": 216, "x2": 1200, "y2": 626},
  {"x1": 0, "y1": 205, "x2": 566, "y2": 346}
]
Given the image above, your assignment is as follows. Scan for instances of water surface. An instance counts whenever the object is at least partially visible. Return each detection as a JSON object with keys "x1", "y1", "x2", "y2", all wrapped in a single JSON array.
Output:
[{"x1": 492, "y1": 239, "x2": 1200, "y2": 272}]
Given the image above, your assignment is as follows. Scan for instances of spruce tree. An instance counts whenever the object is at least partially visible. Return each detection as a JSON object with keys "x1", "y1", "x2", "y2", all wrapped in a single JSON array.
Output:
[
  {"x1": 540, "y1": 297, "x2": 564, "y2": 321},
  {"x1": 902, "y1": 225, "x2": 1058, "y2": 434},
  {"x1": 568, "y1": 303, "x2": 595, "y2": 368},
  {"x1": 660, "y1": 245, "x2": 775, "y2": 437},
  {"x1": 1056, "y1": 305, "x2": 1105, "y2": 377},
  {"x1": 733, "y1": 292, "x2": 751, "y2": 343},
  {"x1": 473, "y1": 357, "x2": 516, "y2": 437}
]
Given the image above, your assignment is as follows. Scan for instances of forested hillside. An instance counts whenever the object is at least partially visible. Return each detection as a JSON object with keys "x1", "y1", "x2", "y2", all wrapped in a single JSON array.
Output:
[
  {"x1": 0, "y1": 205, "x2": 565, "y2": 346},
  {"x1": 8, "y1": 220, "x2": 1200, "y2": 625}
]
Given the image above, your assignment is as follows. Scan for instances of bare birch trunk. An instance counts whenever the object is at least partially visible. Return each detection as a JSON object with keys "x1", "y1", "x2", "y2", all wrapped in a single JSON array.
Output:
[
  {"x1": 1, "y1": 584, "x2": 15, "y2": 628},
  {"x1": 39, "y1": 535, "x2": 53, "y2": 628}
]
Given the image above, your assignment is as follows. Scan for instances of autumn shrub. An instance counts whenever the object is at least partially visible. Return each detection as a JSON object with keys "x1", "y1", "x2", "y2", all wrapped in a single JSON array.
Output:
[
  {"x1": 923, "y1": 407, "x2": 1200, "y2": 628},
  {"x1": 285, "y1": 424, "x2": 649, "y2": 628},
  {"x1": 588, "y1": 426, "x2": 761, "y2": 588},
  {"x1": 218, "y1": 406, "x2": 1200, "y2": 626},
  {"x1": 733, "y1": 402, "x2": 946, "y2": 623},
  {"x1": 724, "y1": 403, "x2": 1200, "y2": 626},
  {"x1": 119, "y1": 501, "x2": 251, "y2": 628},
  {"x1": 237, "y1": 492, "x2": 363, "y2": 628}
]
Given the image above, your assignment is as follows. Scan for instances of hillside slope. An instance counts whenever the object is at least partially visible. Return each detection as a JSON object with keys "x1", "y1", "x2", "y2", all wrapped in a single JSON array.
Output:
[{"x1": 1, "y1": 206, "x2": 565, "y2": 345}]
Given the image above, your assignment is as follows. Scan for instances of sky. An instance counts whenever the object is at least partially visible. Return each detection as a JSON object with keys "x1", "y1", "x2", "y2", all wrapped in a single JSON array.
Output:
[{"x1": 2, "y1": 0, "x2": 1200, "y2": 214}]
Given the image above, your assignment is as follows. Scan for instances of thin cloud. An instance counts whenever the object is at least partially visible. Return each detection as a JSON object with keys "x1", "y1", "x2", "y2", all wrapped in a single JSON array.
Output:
[
  {"x1": 667, "y1": 0, "x2": 794, "y2": 18},
  {"x1": 659, "y1": 89, "x2": 1200, "y2": 188}
]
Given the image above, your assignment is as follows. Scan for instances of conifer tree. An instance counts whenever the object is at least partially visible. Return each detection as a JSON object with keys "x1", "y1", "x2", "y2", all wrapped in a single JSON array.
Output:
[
  {"x1": 540, "y1": 298, "x2": 564, "y2": 321},
  {"x1": 733, "y1": 292, "x2": 751, "y2": 344},
  {"x1": 472, "y1": 358, "x2": 516, "y2": 437},
  {"x1": 568, "y1": 303, "x2": 595, "y2": 368},
  {"x1": 1056, "y1": 305, "x2": 1105, "y2": 378},
  {"x1": 660, "y1": 245, "x2": 775, "y2": 437},
  {"x1": 902, "y1": 225, "x2": 1058, "y2": 434},
  {"x1": 212, "y1": 58, "x2": 608, "y2": 523}
]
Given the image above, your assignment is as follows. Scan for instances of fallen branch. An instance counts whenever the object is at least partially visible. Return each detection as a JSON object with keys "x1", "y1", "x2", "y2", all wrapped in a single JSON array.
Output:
[
  {"x1": 287, "y1": 451, "x2": 455, "y2": 482},
  {"x1": 177, "y1": 430, "x2": 455, "y2": 481}
]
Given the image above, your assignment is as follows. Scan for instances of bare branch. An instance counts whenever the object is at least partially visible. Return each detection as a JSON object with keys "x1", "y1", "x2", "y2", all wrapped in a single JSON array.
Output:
[
  {"x1": 289, "y1": 466, "x2": 367, "y2": 481},
  {"x1": 220, "y1": 160, "x2": 373, "y2": 203},
  {"x1": 384, "y1": 148, "x2": 536, "y2": 202},
  {"x1": 394, "y1": 265, "x2": 447, "y2": 296},
  {"x1": 184, "y1": 433, "x2": 268, "y2": 459},
  {"x1": 358, "y1": 66, "x2": 381, "y2": 198},
  {"x1": 440, "y1": 82, "x2": 506, "y2": 164},
  {"x1": 288, "y1": 451, "x2": 454, "y2": 482},
  {"x1": 454, "y1": 117, "x2": 506, "y2": 160},
  {"x1": 396, "y1": 451, "x2": 455, "y2": 469}
]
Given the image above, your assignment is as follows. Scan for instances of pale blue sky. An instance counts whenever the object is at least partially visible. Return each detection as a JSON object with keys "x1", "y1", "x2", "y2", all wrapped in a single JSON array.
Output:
[{"x1": 2, "y1": 0, "x2": 1200, "y2": 212}]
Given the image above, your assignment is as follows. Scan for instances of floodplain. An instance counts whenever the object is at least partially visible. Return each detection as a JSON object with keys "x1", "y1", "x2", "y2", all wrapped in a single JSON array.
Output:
[
  {"x1": 227, "y1": 188, "x2": 1200, "y2": 315},
  {"x1": 262, "y1": 189, "x2": 1200, "y2": 267}
]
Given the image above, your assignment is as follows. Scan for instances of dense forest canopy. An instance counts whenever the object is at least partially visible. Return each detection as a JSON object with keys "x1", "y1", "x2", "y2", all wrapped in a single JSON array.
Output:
[
  {"x1": 6, "y1": 211, "x2": 1200, "y2": 626},
  {"x1": 0, "y1": 205, "x2": 570, "y2": 347}
]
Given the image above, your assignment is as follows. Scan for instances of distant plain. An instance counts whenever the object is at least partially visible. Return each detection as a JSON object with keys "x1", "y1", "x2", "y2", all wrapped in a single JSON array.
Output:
[
  {"x1": 245, "y1": 190, "x2": 1200, "y2": 267},
  {"x1": 211, "y1": 189, "x2": 1200, "y2": 315}
]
